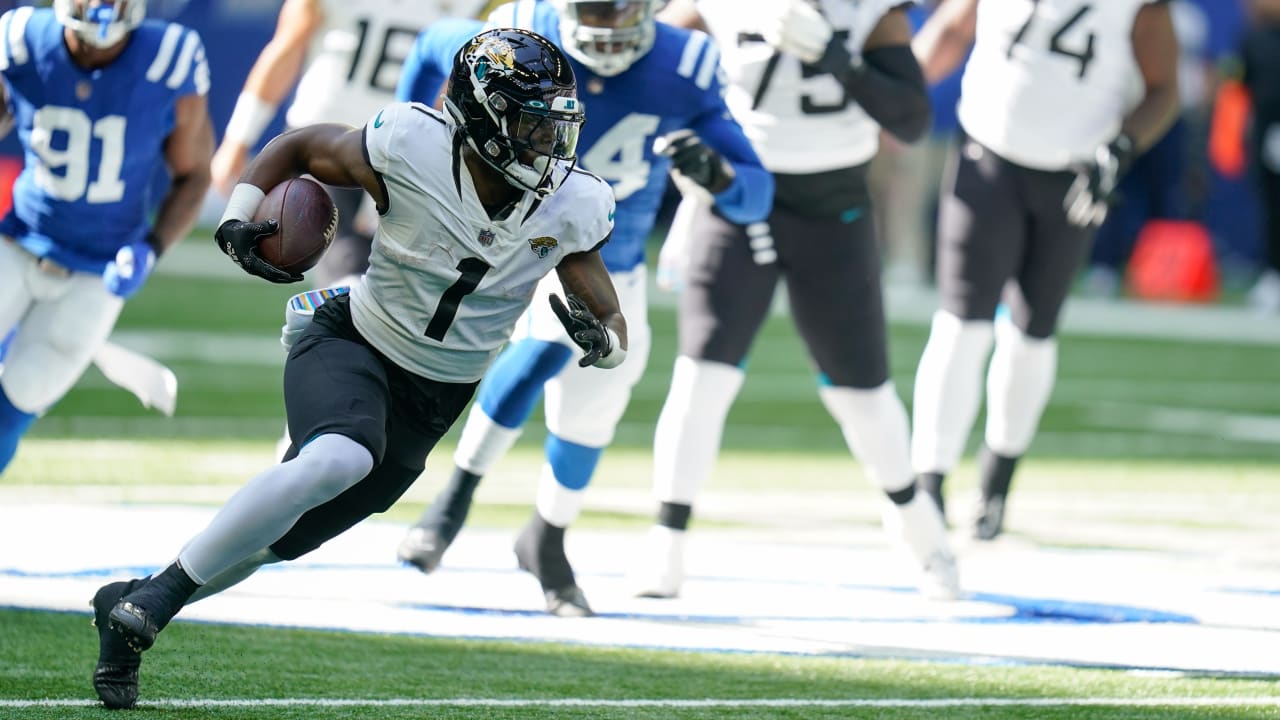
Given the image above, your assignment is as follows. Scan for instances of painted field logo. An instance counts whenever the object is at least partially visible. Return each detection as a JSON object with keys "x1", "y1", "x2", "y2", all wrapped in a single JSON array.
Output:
[
  {"x1": 528, "y1": 236, "x2": 557, "y2": 259},
  {"x1": 478, "y1": 229, "x2": 496, "y2": 247}
]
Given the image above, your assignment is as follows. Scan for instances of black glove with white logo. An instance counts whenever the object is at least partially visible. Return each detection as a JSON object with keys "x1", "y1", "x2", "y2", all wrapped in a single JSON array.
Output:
[
  {"x1": 549, "y1": 292, "x2": 623, "y2": 368},
  {"x1": 214, "y1": 219, "x2": 302, "y2": 284},
  {"x1": 1064, "y1": 133, "x2": 1136, "y2": 228},
  {"x1": 654, "y1": 130, "x2": 735, "y2": 195}
]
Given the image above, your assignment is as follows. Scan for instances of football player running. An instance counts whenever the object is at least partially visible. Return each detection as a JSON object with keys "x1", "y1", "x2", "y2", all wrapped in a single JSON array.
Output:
[
  {"x1": 0, "y1": 0, "x2": 212, "y2": 475},
  {"x1": 909, "y1": 0, "x2": 1178, "y2": 538},
  {"x1": 91, "y1": 29, "x2": 624, "y2": 709},
  {"x1": 630, "y1": 0, "x2": 960, "y2": 601},
  {"x1": 393, "y1": 0, "x2": 773, "y2": 616}
]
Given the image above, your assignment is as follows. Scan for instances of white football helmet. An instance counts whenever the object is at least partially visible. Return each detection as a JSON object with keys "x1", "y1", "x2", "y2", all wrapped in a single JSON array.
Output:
[
  {"x1": 555, "y1": 0, "x2": 662, "y2": 78},
  {"x1": 54, "y1": 0, "x2": 147, "y2": 49}
]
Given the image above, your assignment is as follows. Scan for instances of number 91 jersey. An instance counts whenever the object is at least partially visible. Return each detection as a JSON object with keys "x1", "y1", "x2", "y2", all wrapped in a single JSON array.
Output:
[
  {"x1": 286, "y1": 0, "x2": 495, "y2": 130},
  {"x1": 696, "y1": 0, "x2": 905, "y2": 174},
  {"x1": 0, "y1": 7, "x2": 209, "y2": 273},
  {"x1": 958, "y1": 0, "x2": 1163, "y2": 171}
]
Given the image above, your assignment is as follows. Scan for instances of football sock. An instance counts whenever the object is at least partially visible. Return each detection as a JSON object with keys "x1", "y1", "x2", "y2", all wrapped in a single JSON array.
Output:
[
  {"x1": 657, "y1": 501, "x2": 692, "y2": 531},
  {"x1": 177, "y1": 433, "x2": 373, "y2": 585},
  {"x1": 412, "y1": 467, "x2": 484, "y2": 536},
  {"x1": 917, "y1": 472, "x2": 947, "y2": 518},
  {"x1": 652, "y1": 356, "x2": 744, "y2": 505},
  {"x1": 911, "y1": 311, "x2": 994, "y2": 476},
  {"x1": 0, "y1": 386, "x2": 36, "y2": 474},
  {"x1": 818, "y1": 381, "x2": 913, "y2": 496},
  {"x1": 533, "y1": 435, "x2": 601, "y2": 527},
  {"x1": 985, "y1": 320, "x2": 1057, "y2": 456},
  {"x1": 186, "y1": 548, "x2": 281, "y2": 604},
  {"x1": 978, "y1": 445, "x2": 1019, "y2": 502}
]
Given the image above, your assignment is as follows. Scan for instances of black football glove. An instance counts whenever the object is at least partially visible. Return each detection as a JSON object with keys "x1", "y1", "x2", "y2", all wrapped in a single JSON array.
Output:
[
  {"x1": 1064, "y1": 133, "x2": 1136, "y2": 229},
  {"x1": 654, "y1": 130, "x2": 735, "y2": 195},
  {"x1": 214, "y1": 218, "x2": 302, "y2": 284},
  {"x1": 549, "y1": 292, "x2": 615, "y2": 368}
]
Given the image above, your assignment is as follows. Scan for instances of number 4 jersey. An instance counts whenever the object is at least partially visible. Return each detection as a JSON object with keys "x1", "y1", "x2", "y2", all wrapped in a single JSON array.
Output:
[
  {"x1": 0, "y1": 7, "x2": 209, "y2": 273},
  {"x1": 959, "y1": 0, "x2": 1166, "y2": 171}
]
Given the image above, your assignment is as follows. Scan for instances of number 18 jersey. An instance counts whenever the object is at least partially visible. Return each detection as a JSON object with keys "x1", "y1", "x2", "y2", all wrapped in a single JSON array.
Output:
[
  {"x1": 958, "y1": 0, "x2": 1163, "y2": 170},
  {"x1": 286, "y1": 0, "x2": 494, "y2": 130}
]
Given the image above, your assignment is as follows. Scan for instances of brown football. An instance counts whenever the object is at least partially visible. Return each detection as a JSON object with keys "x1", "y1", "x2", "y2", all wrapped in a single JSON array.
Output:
[{"x1": 252, "y1": 177, "x2": 339, "y2": 275}]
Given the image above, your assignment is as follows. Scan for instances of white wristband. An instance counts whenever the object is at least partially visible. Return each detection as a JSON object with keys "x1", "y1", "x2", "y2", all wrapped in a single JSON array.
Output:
[
  {"x1": 594, "y1": 327, "x2": 627, "y2": 369},
  {"x1": 224, "y1": 92, "x2": 278, "y2": 147},
  {"x1": 220, "y1": 183, "x2": 266, "y2": 225}
]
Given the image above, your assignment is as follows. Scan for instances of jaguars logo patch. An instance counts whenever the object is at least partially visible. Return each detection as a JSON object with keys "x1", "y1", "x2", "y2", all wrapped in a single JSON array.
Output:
[{"x1": 528, "y1": 236, "x2": 558, "y2": 259}]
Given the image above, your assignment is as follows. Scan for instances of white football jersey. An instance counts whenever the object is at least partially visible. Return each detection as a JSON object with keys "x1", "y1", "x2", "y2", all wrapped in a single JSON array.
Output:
[
  {"x1": 696, "y1": 0, "x2": 905, "y2": 173},
  {"x1": 349, "y1": 103, "x2": 615, "y2": 383},
  {"x1": 957, "y1": 0, "x2": 1162, "y2": 171},
  {"x1": 287, "y1": 0, "x2": 493, "y2": 128}
]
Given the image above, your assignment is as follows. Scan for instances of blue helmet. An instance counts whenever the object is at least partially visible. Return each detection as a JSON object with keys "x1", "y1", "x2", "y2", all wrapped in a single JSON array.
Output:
[{"x1": 54, "y1": 0, "x2": 147, "y2": 49}]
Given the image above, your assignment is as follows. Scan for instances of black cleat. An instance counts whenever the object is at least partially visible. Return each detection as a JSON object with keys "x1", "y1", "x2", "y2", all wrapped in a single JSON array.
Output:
[
  {"x1": 107, "y1": 600, "x2": 162, "y2": 653},
  {"x1": 514, "y1": 515, "x2": 593, "y2": 617},
  {"x1": 108, "y1": 563, "x2": 197, "y2": 653},
  {"x1": 92, "y1": 579, "x2": 145, "y2": 710},
  {"x1": 397, "y1": 526, "x2": 451, "y2": 574},
  {"x1": 972, "y1": 494, "x2": 1006, "y2": 541}
]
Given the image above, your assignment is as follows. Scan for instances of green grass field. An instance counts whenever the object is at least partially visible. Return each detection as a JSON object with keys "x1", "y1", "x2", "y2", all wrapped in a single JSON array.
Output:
[{"x1": 3, "y1": 239, "x2": 1279, "y2": 717}]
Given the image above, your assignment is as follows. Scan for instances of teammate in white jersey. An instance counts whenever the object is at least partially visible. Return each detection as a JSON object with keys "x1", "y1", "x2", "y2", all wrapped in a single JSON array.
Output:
[
  {"x1": 91, "y1": 29, "x2": 624, "y2": 709},
  {"x1": 632, "y1": 0, "x2": 959, "y2": 601},
  {"x1": 211, "y1": 0, "x2": 497, "y2": 290},
  {"x1": 910, "y1": 0, "x2": 1178, "y2": 539}
]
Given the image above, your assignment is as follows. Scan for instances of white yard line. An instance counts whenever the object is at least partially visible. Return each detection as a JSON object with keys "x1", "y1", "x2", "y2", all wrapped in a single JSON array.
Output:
[{"x1": 3, "y1": 697, "x2": 1279, "y2": 709}]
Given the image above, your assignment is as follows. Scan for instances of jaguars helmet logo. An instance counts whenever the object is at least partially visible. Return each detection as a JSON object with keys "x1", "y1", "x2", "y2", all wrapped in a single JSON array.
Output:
[
  {"x1": 466, "y1": 36, "x2": 516, "y2": 80},
  {"x1": 528, "y1": 236, "x2": 558, "y2": 259}
]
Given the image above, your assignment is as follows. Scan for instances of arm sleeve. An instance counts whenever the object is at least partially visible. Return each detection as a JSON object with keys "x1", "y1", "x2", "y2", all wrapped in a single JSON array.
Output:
[
  {"x1": 692, "y1": 108, "x2": 775, "y2": 225},
  {"x1": 837, "y1": 44, "x2": 931, "y2": 143},
  {"x1": 170, "y1": 27, "x2": 211, "y2": 98}
]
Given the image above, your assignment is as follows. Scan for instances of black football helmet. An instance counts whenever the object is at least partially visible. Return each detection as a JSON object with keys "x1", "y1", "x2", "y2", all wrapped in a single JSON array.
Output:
[
  {"x1": 445, "y1": 28, "x2": 585, "y2": 197},
  {"x1": 555, "y1": 0, "x2": 662, "y2": 77}
]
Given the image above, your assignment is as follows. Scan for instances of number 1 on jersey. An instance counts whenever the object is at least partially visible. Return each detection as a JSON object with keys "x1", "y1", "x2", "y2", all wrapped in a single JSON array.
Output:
[{"x1": 425, "y1": 257, "x2": 491, "y2": 341}]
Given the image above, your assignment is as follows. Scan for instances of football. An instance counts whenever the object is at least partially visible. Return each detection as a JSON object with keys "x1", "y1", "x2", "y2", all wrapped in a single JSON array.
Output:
[{"x1": 252, "y1": 177, "x2": 339, "y2": 275}]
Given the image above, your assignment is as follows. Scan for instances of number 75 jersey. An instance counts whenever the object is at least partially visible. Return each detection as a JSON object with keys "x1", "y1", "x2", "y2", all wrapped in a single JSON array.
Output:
[
  {"x1": 0, "y1": 7, "x2": 209, "y2": 273},
  {"x1": 958, "y1": 0, "x2": 1163, "y2": 171}
]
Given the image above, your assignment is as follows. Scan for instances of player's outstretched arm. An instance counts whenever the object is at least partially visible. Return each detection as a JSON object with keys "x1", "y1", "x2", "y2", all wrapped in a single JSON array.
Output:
[
  {"x1": 912, "y1": 0, "x2": 978, "y2": 85},
  {"x1": 1124, "y1": 2, "x2": 1180, "y2": 152},
  {"x1": 153, "y1": 93, "x2": 215, "y2": 256},
  {"x1": 552, "y1": 247, "x2": 628, "y2": 369},
  {"x1": 211, "y1": 0, "x2": 323, "y2": 195},
  {"x1": 677, "y1": 119, "x2": 773, "y2": 226}
]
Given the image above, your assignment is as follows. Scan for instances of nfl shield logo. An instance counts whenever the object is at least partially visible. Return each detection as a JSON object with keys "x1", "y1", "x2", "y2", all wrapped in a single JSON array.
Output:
[{"x1": 478, "y1": 229, "x2": 496, "y2": 247}]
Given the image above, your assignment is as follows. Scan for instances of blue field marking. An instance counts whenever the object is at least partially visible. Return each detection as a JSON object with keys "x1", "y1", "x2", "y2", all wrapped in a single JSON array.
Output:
[{"x1": 2, "y1": 563, "x2": 1200, "y2": 626}]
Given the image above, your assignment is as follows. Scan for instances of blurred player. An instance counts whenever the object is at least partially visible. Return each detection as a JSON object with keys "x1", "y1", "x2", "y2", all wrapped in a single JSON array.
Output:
[
  {"x1": 0, "y1": 0, "x2": 212, "y2": 474},
  {"x1": 92, "y1": 29, "x2": 624, "y2": 709},
  {"x1": 630, "y1": 0, "x2": 959, "y2": 601},
  {"x1": 394, "y1": 0, "x2": 773, "y2": 616},
  {"x1": 910, "y1": 0, "x2": 1178, "y2": 538},
  {"x1": 211, "y1": 0, "x2": 498, "y2": 290}
]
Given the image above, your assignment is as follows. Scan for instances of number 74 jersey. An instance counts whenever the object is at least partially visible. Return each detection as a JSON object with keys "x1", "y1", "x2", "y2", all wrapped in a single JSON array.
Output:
[{"x1": 958, "y1": 0, "x2": 1163, "y2": 171}]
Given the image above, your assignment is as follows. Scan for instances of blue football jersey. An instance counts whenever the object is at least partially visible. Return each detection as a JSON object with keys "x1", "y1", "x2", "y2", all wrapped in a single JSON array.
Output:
[
  {"x1": 0, "y1": 7, "x2": 209, "y2": 273},
  {"x1": 399, "y1": 2, "x2": 772, "y2": 273}
]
